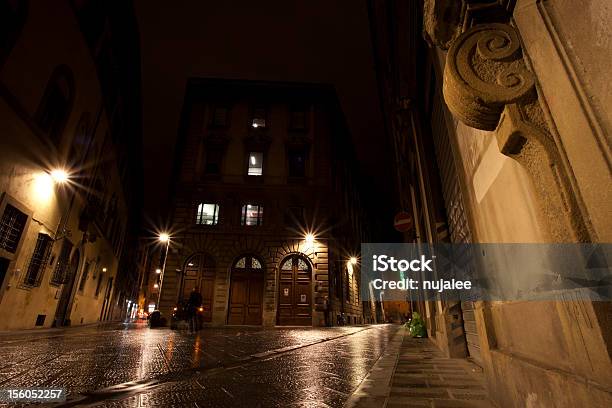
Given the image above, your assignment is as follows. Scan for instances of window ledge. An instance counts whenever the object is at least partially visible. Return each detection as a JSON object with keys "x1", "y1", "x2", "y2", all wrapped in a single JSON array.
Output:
[{"x1": 244, "y1": 175, "x2": 264, "y2": 183}]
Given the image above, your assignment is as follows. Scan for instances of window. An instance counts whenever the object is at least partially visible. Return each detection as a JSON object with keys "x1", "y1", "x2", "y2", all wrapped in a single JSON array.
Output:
[
  {"x1": 234, "y1": 256, "x2": 263, "y2": 269},
  {"x1": 241, "y1": 204, "x2": 263, "y2": 226},
  {"x1": 251, "y1": 106, "x2": 267, "y2": 128},
  {"x1": 248, "y1": 152, "x2": 263, "y2": 176},
  {"x1": 211, "y1": 106, "x2": 229, "y2": 127},
  {"x1": 196, "y1": 203, "x2": 219, "y2": 225},
  {"x1": 0, "y1": 204, "x2": 27, "y2": 254},
  {"x1": 94, "y1": 272, "x2": 104, "y2": 297},
  {"x1": 24, "y1": 233, "x2": 53, "y2": 286},
  {"x1": 51, "y1": 240, "x2": 73, "y2": 284},
  {"x1": 280, "y1": 255, "x2": 309, "y2": 271},
  {"x1": 78, "y1": 261, "x2": 91, "y2": 292},
  {"x1": 205, "y1": 148, "x2": 223, "y2": 175},
  {"x1": 288, "y1": 149, "x2": 307, "y2": 178},
  {"x1": 290, "y1": 107, "x2": 307, "y2": 130},
  {"x1": 36, "y1": 65, "x2": 74, "y2": 145}
]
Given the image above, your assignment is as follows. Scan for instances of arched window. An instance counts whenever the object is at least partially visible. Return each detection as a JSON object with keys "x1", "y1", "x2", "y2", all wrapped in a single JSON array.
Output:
[
  {"x1": 36, "y1": 65, "x2": 75, "y2": 146},
  {"x1": 0, "y1": 0, "x2": 28, "y2": 67},
  {"x1": 280, "y1": 255, "x2": 309, "y2": 271},
  {"x1": 234, "y1": 255, "x2": 263, "y2": 270}
]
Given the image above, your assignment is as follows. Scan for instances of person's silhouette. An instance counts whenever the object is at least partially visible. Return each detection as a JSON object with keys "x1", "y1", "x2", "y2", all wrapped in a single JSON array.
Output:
[{"x1": 187, "y1": 287, "x2": 202, "y2": 332}]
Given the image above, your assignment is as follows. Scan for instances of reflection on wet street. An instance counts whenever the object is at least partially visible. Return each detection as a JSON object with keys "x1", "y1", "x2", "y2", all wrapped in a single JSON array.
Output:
[{"x1": 0, "y1": 323, "x2": 399, "y2": 407}]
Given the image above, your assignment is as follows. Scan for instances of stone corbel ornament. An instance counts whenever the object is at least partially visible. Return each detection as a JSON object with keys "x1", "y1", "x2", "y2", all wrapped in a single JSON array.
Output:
[{"x1": 442, "y1": 22, "x2": 590, "y2": 241}]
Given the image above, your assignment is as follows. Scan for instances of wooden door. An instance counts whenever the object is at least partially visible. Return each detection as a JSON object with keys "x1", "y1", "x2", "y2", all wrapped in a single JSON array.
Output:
[
  {"x1": 181, "y1": 254, "x2": 215, "y2": 322},
  {"x1": 228, "y1": 256, "x2": 264, "y2": 325},
  {"x1": 277, "y1": 255, "x2": 312, "y2": 326}
]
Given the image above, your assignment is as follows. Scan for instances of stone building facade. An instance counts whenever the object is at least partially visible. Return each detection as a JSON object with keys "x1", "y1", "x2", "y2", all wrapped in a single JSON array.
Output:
[
  {"x1": 369, "y1": 0, "x2": 611, "y2": 407},
  {"x1": 157, "y1": 79, "x2": 367, "y2": 327},
  {"x1": 0, "y1": 0, "x2": 142, "y2": 330}
]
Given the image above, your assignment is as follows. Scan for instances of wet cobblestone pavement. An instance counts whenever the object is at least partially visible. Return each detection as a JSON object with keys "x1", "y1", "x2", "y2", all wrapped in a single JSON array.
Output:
[
  {"x1": 0, "y1": 323, "x2": 400, "y2": 407},
  {"x1": 346, "y1": 330, "x2": 494, "y2": 408}
]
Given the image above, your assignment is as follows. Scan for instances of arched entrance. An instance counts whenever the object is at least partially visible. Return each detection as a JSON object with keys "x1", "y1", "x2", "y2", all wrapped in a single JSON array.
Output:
[
  {"x1": 277, "y1": 254, "x2": 312, "y2": 326},
  {"x1": 54, "y1": 248, "x2": 79, "y2": 326},
  {"x1": 180, "y1": 253, "x2": 215, "y2": 322},
  {"x1": 227, "y1": 255, "x2": 264, "y2": 325}
]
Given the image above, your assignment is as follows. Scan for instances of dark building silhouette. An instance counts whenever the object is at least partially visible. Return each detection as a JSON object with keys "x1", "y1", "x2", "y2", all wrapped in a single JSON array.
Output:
[{"x1": 156, "y1": 79, "x2": 368, "y2": 326}]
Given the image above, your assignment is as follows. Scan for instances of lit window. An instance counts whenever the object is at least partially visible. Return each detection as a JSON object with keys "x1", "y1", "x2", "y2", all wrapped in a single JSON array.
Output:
[
  {"x1": 235, "y1": 257, "x2": 246, "y2": 268},
  {"x1": 241, "y1": 204, "x2": 263, "y2": 226},
  {"x1": 196, "y1": 203, "x2": 219, "y2": 225},
  {"x1": 248, "y1": 152, "x2": 263, "y2": 176},
  {"x1": 251, "y1": 107, "x2": 267, "y2": 128}
]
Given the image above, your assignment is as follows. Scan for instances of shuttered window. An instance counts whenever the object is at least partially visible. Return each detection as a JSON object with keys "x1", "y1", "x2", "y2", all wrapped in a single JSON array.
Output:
[
  {"x1": 24, "y1": 233, "x2": 53, "y2": 286},
  {"x1": 0, "y1": 204, "x2": 27, "y2": 253}
]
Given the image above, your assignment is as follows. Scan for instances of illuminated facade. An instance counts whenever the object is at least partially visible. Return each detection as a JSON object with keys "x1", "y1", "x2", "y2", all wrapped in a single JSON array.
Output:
[
  {"x1": 369, "y1": 0, "x2": 612, "y2": 407},
  {"x1": 0, "y1": 1, "x2": 142, "y2": 329},
  {"x1": 157, "y1": 79, "x2": 367, "y2": 326}
]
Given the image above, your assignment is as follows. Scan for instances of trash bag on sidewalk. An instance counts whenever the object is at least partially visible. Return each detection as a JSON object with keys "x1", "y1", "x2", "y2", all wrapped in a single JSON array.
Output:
[{"x1": 407, "y1": 312, "x2": 426, "y2": 338}]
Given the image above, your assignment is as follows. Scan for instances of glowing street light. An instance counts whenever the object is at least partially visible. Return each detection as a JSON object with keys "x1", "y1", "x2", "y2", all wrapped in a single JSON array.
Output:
[
  {"x1": 153, "y1": 283, "x2": 159, "y2": 289},
  {"x1": 50, "y1": 169, "x2": 69, "y2": 184},
  {"x1": 156, "y1": 232, "x2": 171, "y2": 310},
  {"x1": 155, "y1": 268, "x2": 161, "y2": 274},
  {"x1": 305, "y1": 233, "x2": 315, "y2": 246},
  {"x1": 349, "y1": 257, "x2": 358, "y2": 265}
]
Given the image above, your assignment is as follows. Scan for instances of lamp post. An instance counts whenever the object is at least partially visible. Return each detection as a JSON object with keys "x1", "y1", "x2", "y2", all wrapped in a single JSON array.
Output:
[{"x1": 156, "y1": 233, "x2": 170, "y2": 309}]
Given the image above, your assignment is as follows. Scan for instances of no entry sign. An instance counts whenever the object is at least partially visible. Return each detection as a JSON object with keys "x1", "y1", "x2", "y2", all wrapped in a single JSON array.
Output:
[{"x1": 394, "y1": 212, "x2": 414, "y2": 232}]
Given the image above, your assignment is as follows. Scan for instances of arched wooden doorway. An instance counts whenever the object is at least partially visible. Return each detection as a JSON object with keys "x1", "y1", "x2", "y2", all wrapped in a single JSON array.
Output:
[
  {"x1": 227, "y1": 255, "x2": 264, "y2": 325},
  {"x1": 180, "y1": 253, "x2": 215, "y2": 322},
  {"x1": 277, "y1": 254, "x2": 312, "y2": 326},
  {"x1": 54, "y1": 248, "x2": 79, "y2": 327}
]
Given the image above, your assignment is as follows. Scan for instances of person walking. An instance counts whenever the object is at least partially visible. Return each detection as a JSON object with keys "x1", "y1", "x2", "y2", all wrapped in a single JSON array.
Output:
[{"x1": 187, "y1": 287, "x2": 203, "y2": 333}]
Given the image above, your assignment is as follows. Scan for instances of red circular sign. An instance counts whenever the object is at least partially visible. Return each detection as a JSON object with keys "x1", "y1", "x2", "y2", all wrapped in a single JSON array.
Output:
[{"x1": 394, "y1": 212, "x2": 414, "y2": 232}]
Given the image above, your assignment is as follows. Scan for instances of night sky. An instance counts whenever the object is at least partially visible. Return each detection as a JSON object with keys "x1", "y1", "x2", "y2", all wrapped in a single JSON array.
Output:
[{"x1": 136, "y1": 0, "x2": 397, "y2": 238}]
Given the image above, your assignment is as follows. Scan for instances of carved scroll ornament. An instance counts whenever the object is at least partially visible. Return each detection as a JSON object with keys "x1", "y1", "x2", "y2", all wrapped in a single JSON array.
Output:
[
  {"x1": 442, "y1": 23, "x2": 590, "y2": 241},
  {"x1": 443, "y1": 23, "x2": 534, "y2": 131}
]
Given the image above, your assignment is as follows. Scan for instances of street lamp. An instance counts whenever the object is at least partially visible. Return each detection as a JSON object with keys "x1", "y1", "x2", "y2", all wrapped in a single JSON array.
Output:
[
  {"x1": 156, "y1": 232, "x2": 171, "y2": 309},
  {"x1": 349, "y1": 257, "x2": 358, "y2": 265},
  {"x1": 305, "y1": 233, "x2": 315, "y2": 246},
  {"x1": 50, "y1": 167, "x2": 74, "y2": 242},
  {"x1": 50, "y1": 169, "x2": 70, "y2": 184}
]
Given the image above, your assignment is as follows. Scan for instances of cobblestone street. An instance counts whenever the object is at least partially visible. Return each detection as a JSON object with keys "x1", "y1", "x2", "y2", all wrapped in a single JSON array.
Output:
[{"x1": 0, "y1": 324, "x2": 401, "y2": 407}]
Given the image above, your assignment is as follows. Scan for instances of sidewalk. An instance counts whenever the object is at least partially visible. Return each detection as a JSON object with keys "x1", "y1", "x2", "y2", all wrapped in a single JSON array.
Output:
[
  {"x1": 345, "y1": 328, "x2": 494, "y2": 408},
  {"x1": 0, "y1": 321, "x2": 126, "y2": 338}
]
